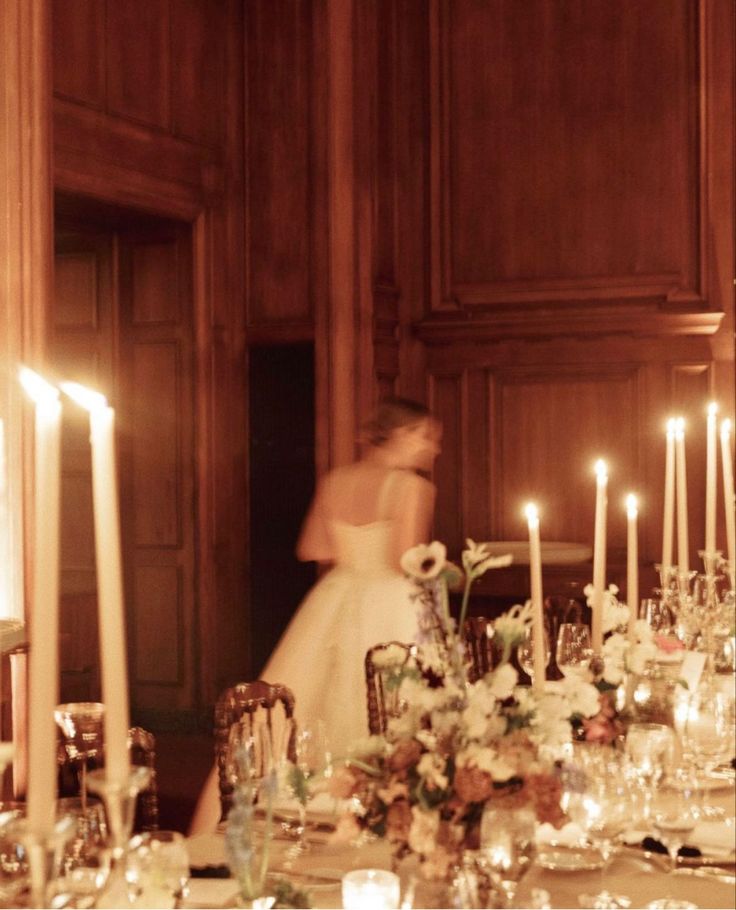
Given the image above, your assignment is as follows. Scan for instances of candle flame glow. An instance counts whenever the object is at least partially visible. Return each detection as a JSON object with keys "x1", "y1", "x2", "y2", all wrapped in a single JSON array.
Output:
[
  {"x1": 626, "y1": 493, "x2": 638, "y2": 518},
  {"x1": 61, "y1": 381, "x2": 108, "y2": 412},
  {"x1": 19, "y1": 367, "x2": 59, "y2": 405},
  {"x1": 707, "y1": 402, "x2": 718, "y2": 418},
  {"x1": 524, "y1": 502, "x2": 539, "y2": 524},
  {"x1": 722, "y1": 418, "x2": 732, "y2": 439},
  {"x1": 594, "y1": 459, "x2": 608, "y2": 483},
  {"x1": 666, "y1": 417, "x2": 677, "y2": 437},
  {"x1": 675, "y1": 416, "x2": 685, "y2": 440}
]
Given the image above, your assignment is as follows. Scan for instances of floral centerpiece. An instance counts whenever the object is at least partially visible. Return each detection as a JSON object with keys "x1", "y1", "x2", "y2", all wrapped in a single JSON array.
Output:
[{"x1": 330, "y1": 541, "x2": 602, "y2": 879}]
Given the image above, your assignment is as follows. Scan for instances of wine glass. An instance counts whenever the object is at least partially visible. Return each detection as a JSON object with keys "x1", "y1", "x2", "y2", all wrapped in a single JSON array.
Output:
[
  {"x1": 0, "y1": 805, "x2": 29, "y2": 908},
  {"x1": 54, "y1": 702, "x2": 105, "y2": 813},
  {"x1": 640, "y1": 598, "x2": 672, "y2": 633},
  {"x1": 126, "y1": 830, "x2": 190, "y2": 906},
  {"x1": 579, "y1": 772, "x2": 634, "y2": 909},
  {"x1": 53, "y1": 796, "x2": 110, "y2": 908},
  {"x1": 651, "y1": 768, "x2": 701, "y2": 873},
  {"x1": 480, "y1": 804, "x2": 536, "y2": 908},
  {"x1": 556, "y1": 623, "x2": 594, "y2": 680},
  {"x1": 284, "y1": 719, "x2": 332, "y2": 858},
  {"x1": 517, "y1": 625, "x2": 550, "y2": 685},
  {"x1": 679, "y1": 686, "x2": 731, "y2": 777},
  {"x1": 624, "y1": 723, "x2": 673, "y2": 822}
]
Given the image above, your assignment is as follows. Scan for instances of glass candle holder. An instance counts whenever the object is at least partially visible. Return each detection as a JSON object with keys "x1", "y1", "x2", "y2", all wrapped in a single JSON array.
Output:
[{"x1": 342, "y1": 869, "x2": 400, "y2": 910}]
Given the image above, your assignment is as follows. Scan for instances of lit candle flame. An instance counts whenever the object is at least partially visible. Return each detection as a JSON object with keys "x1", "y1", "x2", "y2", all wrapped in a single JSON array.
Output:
[
  {"x1": 675, "y1": 416, "x2": 685, "y2": 440},
  {"x1": 666, "y1": 417, "x2": 677, "y2": 437},
  {"x1": 594, "y1": 459, "x2": 608, "y2": 484},
  {"x1": 60, "y1": 381, "x2": 108, "y2": 412},
  {"x1": 707, "y1": 401, "x2": 718, "y2": 418},
  {"x1": 524, "y1": 502, "x2": 539, "y2": 525},
  {"x1": 19, "y1": 367, "x2": 59, "y2": 405},
  {"x1": 626, "y1": 493, "x2": 638, "y2": 518},
  {"x1": 722, "y1": 418, "x2": 732, "y2": 440}
]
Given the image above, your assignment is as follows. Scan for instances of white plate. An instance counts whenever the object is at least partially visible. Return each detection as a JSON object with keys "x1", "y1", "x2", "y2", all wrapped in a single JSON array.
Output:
[
  {"x1": 536, "y1": 844, "x2": 605, "y2": 872},
  {"x1": 482, "y1": 541, "x2": 593, "y2": 565}
]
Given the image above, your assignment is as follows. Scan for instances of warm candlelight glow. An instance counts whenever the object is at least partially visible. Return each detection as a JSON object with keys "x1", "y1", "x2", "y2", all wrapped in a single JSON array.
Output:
[
  {"x1": 626, "y1": 493, "x2": 639, "y2": 641},
  {"x1": 61, "y1": 381, "x2": 108, "y2": 412},
  {"x1": 721, "y1": 419, "x2": 735, "y2": 589},
  {"x1": 705, "y1": 403, "x2": 719, "y2": 561},
  {"x1": 674, "y1": 416, "x2": 689, "y2": 577},
  {"x1": 20, "y1": 366, "x2": 62, "y2": 837},
  {"x1": 592, "y1": 459, "x2": 608, "y2": 653},
  {"x1": 662, "y1": 419, "x2": 677, "y2": 581},
  {"x1": 19, "y1": 366, "x2": 59, "y2": 408},
  {"x1": 626, "y1": 493, "x2": 638, "y2": 518},
  {"x1": 64, "y1": 381, "x2": 131, "y2": 784},
  {"x1": 524, "y1": 501, "x2": 545, "y2": 692},
  {"x1": 524, "y1": 502, "x2": 539, "y2": 525}
]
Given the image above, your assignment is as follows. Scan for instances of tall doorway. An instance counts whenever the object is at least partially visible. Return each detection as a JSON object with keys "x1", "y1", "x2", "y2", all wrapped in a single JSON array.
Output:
[
  {"x1": 51, "y1": 196, "x2": 199, "y2": 725},
  {"x1": 248, "y1": 344, "x2": 316, "y2": 673}
]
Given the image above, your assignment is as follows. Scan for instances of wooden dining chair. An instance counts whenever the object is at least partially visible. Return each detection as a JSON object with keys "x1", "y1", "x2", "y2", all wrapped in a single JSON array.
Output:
[
  {"x1": 365, "y1": 642, "x2": 416, "y2": 735},
  {"x1": 213, "y1": 680, "x2": 296, "y2": 819},
  {"x1": 462, "y1": 616, "x2": 495, "y2": 682},
  {"x1": 56, "y1": 724, "x2": 160, "y2": 832}
]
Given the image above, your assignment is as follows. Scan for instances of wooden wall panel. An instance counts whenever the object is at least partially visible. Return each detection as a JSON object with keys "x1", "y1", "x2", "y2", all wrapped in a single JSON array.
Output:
[
  {"x1": 133, "y1": 565, "x2": 183, "y2": 685},
  {"x1": 170, "y1": 0, "x2": 225, "y2": 147},
  {"x1": 421, "y1": 0, "x2": 717, "y2": 341},
  {"x1": 106, "y1": 0, "x2": 170, "y2": 129},
  {"x1": 54, "y1": 252, "x2": 98, "y2": 328},
  {"x1": 132, "y1": 243, "x2": 180, "y2": 324},
  {"x1": 245, "y1": 0, "x2": 313, "y2": 328},
  {"x1": 131, "y1": 343, "x2": 181, "y2": 548},
  {"x1": 52, "y1": 0, "x2": 104, "y2": 107}
]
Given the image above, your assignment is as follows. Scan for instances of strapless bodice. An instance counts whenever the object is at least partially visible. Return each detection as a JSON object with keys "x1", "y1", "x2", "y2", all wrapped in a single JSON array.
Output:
[{"x1": 330, "y1": 518, "x2": 395, "y2": 576}]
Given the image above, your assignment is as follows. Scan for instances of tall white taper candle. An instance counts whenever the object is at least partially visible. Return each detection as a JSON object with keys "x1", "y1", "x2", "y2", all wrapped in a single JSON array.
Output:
[
  {"x1": 626, "y1": 494, "x2": 638, "y2": 642},
  {"x1": 705, "y1": 403, "x2": 718, "y2": 561},
  {"x1": 721, "y1": 419, "x2": 735, "y2": 590},
  {"x1": 592, "y1": 460, "x2": 608, "y2": 654},
  {"x1": 524, "y1": 503, "x2": 546, "y2": 692},
  {"x1": 62, "y1": 383, "x2": 130, "y2": 784},
  {"x1": 675, "y1": 418, "x2": 689, "y2": 577},
  {"x1": 661, "y1": 418, "x2": 676, "y2": 581},
  {"x1": 19, "y1": 368, "x2": 61, "y2": 837}
]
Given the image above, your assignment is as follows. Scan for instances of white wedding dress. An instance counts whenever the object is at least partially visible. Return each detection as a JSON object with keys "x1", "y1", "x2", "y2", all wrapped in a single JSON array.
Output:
[{"x1": 260, "y1": 471, "x2": 420, "y2": 759}]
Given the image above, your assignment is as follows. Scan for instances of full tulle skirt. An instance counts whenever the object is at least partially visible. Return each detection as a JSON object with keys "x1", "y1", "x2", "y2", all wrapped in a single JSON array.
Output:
[{"x1": 260, "y1": 566, "x2": 419, "y2": 759}]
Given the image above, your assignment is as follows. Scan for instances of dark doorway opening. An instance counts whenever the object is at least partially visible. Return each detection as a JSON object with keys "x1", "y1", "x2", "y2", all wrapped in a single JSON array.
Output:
[{"x1": 248, "y1": 344, "x2": 316, "y2": 673}]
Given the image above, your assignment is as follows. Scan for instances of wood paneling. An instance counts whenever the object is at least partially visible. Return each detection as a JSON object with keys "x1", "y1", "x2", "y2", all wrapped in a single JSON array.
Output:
[
  {"x1": 106, "y1": 0, "x2": 170, "y2": 129},
  {"x1": 52, "y1": 0, "x2": 104, "y2": 107},
  {"x1": 134, "y1": 565, "x2": 183, "y2": 685},
  {"x1": 170, "y1": 0, "x2": 225, "y2": 147},
  {"x1": 132, "y1": 243, "x2": 180, "y2": 325},
  {"x1": 244, "y1": 0, "x2": 313, "y2": 327},
  {"x1": 54, "y1": 252, "x2": 98, "y2": 328},
  {"x1": 422, "y1": 0, "x2": 717, "y2": 339}
]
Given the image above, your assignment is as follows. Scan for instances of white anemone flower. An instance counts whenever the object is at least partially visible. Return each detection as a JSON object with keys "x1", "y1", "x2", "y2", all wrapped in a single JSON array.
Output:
[
  {"x1": 400, "y1": 542, "x2": 447, "y2": 580},
  {"x1": 462, "y1": 538, "x2": 513, "y2": 580}
]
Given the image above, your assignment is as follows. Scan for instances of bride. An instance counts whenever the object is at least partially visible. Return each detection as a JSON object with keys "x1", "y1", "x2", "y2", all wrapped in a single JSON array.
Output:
[{"x1": 189, "y1": 398, "x2": 440, "y2": 834}]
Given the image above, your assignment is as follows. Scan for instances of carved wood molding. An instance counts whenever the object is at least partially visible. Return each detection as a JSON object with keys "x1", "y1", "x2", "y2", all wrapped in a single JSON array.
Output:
[
  {"x1": 427, "y1": 0, "x2": 715, "y2": 323},
  {"x1": 414, "y1": 305, "x2": 724, "y2": 344}
]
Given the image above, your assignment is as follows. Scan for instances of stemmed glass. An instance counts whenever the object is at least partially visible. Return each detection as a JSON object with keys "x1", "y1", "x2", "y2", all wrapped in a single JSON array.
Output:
[
  {"x1": 126, "y1": 830, "x2": 190, "y2": 907},
  {"x1": 651, "y1": 768, "x2": 701, "y2": 873},
  {"x1": 53, "y1": 797, "x2": 111, "y2": 909},
  {"x1": 479, "y1": 804, "x2": 536, "y2": 908},
  {"x1": 284, "y1": 719, "x2": 332, "y2": 858},
  {"x1": 517, "y1": 625, "x2": 550, "y2": 686},
  {"x1": 54, "y1": 702, "x2": 105, "y2": 813},
  {"x1": 579, "y1": 768, "x2": 634, "y2": 909},
  {"x1": 226, "y1": 716, "x2": 273, "y2": 802},
  {"x1": 679, "y1": 686, "x2": 731, "y2": 777},
  {"x1": 624, "y1": 723, "x2": 673, "y2": 822},
  {"x1": 556, "y1": 623, "x2": 594, "y2": 680}
]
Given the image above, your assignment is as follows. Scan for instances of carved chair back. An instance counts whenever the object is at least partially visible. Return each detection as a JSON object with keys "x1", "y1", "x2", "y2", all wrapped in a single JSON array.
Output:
[{"x1": 214, "y1": 681, "x2": 296, "y2": 820}]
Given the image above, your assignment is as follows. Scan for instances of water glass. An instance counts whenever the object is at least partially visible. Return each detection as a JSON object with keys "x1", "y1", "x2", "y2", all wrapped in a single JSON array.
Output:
[
  {"x1": 517, "y1": 626, "x2": 551, "y2": 684},
  {"x1": 126, "y1": 830, "x2": 190, "y2": 906},
  {"x1": 556, "y1": 623, "x2": 594, "y2": 680},
  {"x1": 651, "y1": 769, "x2": 701, "y2": 872},
  {"x1": 679, "y1": 686, "x2": 732, "y2": 774},
  {"x1": 625, "y1": 723, "x2": 674, "y2": 821},
  {"x1": 480, "y1": 805, "x2": 536, "y2": 907}
]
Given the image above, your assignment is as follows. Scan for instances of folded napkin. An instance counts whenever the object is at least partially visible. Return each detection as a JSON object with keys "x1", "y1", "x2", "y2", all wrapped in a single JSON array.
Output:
[
  {"x1": 181, "y1": 880, "x2": 240, "y2": 910},
  {"x1": 689, "y1": 819, "x2": 736, "y2": 858},
  {"x1": 271, "y1": 791, "x2": 347, "y2": 827},
  {"x1": 536, "y1": 821, "x2": 587, "y2": 846}
]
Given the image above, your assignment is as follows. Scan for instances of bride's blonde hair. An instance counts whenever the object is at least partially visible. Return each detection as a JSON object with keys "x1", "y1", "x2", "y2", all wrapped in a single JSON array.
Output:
[{"x1": 362, "y1": 398, "x2": 432, "y2": 447}]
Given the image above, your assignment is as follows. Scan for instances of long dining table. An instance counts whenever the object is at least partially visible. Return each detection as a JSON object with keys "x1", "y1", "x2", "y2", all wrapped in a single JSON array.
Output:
[{"x1": 183, "y1": 784, "x2": 736, "y2": 910}]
